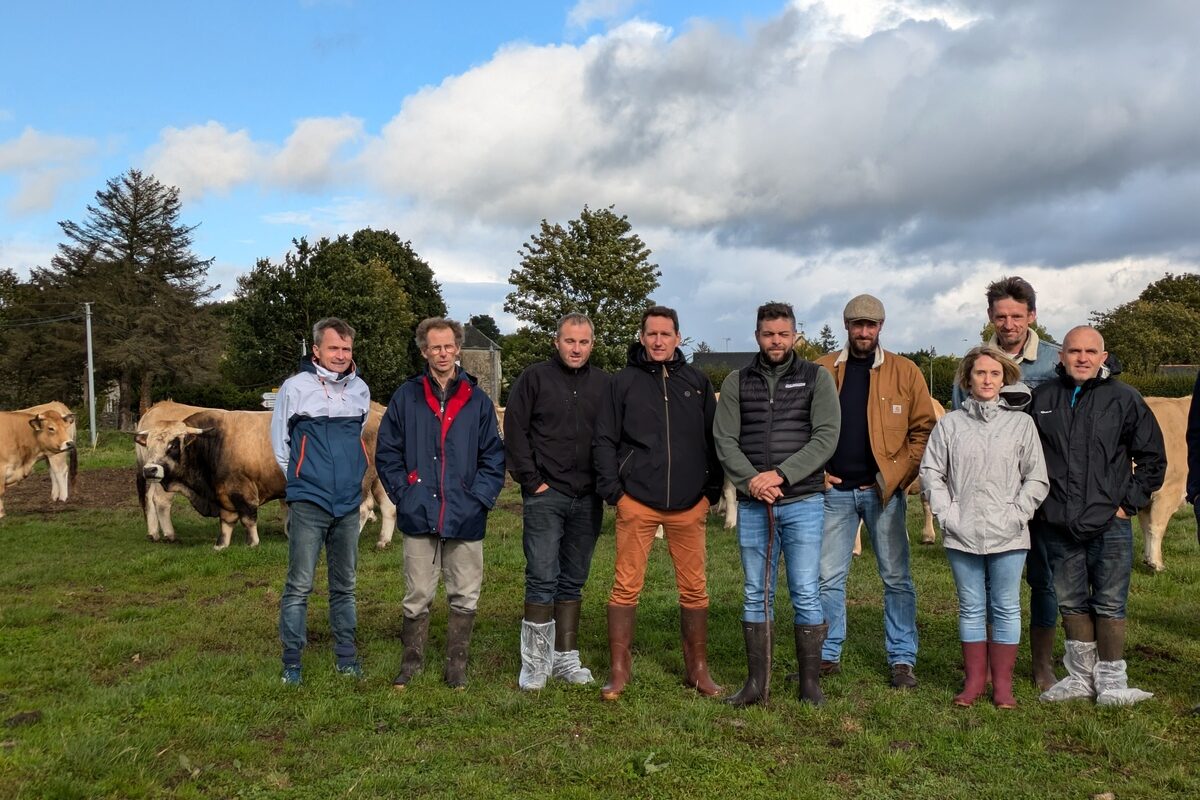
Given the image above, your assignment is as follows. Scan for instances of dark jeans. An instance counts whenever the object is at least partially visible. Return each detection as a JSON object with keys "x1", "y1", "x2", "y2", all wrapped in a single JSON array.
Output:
[
  {"x1": 1042, "y1": 516, "x2": 1133, "y2": 620},
  {"x1": 1027, "y1": 521, "x2": 1059, "y2": 628},
  {"x1": 522, "y1": 488, "x2": 602, "y2": 605},
  {"x1": 278, "y1": 500, "x2": 361, "y2": 665}
]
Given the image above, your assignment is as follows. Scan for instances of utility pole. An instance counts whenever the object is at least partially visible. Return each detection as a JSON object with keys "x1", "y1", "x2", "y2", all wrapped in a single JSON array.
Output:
[{"x1": 84, "y1": 302, "x2": 97, "y2": 447}]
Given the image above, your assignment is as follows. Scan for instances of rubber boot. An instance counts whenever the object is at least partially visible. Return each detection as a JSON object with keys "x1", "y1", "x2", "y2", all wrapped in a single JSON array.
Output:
[
  {"x1": 726, "y1": 621, "x2": 771, "y2": 708},
  {"x1": 1030, "y1": 624, "x2": 1058, "y2": 692},
  {"x1": 391, "y1": 612, "x2": 430, "y2": 690},
  {"x1": 600, "y1": 604, "x2": 636, "y2": 701},
  {"x1": 953, "y1": 641, "x2": 988, "y2": 707},
  {"x1": 552, "y1": 599, "x2": 593, "y2": 684},
  {"x1": 680, "y1": 606, "x2": 723, "y2": 697},
  {"x1": 1040, "y1": 612, "x2": 1097, "y2": 703},
  {"x1": 1094, "y1": 617, "x2": 1152, "y2": 705},
  {"x1": 518, "y1": 602, "x2": 555, "y2": 691},
  {"x1": 443, "y1": 609, "x2": 476, "y2": 689},
  {"x1": 794, "y1": 623, "x2": 827, "y2": 706},
  {"x1": 985, "y1": 624, "x2": 993, "y2": 685},
  {"x1": 989, "y1": 641, "x2": 1019, "y2": 709}
]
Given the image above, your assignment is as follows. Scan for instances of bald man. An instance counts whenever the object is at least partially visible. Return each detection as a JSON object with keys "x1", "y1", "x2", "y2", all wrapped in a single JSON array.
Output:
[{"x1": 1028, "y1": 326, "x2": 1165, "y2": 706}]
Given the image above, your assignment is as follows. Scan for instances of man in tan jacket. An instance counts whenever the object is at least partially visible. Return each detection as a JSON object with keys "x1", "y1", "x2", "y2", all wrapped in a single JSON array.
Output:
[{"x1": 816, "y1": 295, "x2": 936, "y2": 688}]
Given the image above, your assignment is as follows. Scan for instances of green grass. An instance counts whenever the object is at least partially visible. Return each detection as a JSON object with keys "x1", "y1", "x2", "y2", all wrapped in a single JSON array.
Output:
[{"x1": 3, "y1": 475, "x2": 1200, "y2": 798}]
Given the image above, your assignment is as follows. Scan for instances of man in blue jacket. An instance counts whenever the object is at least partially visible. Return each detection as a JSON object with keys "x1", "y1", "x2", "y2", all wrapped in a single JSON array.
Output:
[
  {"x1": 376, "y1": 317, "x2": 506, "y2": 690},
  {"x1": 271, "y1": 317, "x2": 372, "y2": 685}
]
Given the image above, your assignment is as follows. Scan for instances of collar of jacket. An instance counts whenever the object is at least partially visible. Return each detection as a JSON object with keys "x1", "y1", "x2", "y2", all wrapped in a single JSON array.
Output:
[
  {"x1": 300, "y1": 356, "x2": 358, "y2": 383},
  {"x1": 626, "y1": 342, "x2": 686, "y2": 373},
  {"x1": 986, "y1": 329, "x2": 1045, "y2": 364},
  {"x1": 962, "y1": 383, "x2": 1031, "y2": 421},
  {"x1": 1053, "y1": 360, "x2": 1114, "y2": 391},
  {"x1": 551, "y1": 350, "x2": 590, "y2": 375},
  {"x1": 833, "y1": 345, "x2": 885, "y2": 369},
  {"x1": 747, "y1": 350, "x2": 796, "y2": 376}
]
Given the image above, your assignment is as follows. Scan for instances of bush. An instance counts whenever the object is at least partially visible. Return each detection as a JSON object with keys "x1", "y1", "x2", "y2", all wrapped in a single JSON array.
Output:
[{"x1": 1120, "y1": 372, "x2": 1195, "y2": 398}]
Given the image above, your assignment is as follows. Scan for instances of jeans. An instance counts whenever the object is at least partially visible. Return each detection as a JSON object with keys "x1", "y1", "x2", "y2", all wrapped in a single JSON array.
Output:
[
  {"x1": 737, "y1": 496, "x2": 824, "y2": 624},
  {"x1": 1042, "y1": 516, "x2": 1133, "y2": 620},
  {"x1": 521, "y1": 488, "x2": 602, "y2": 605},
  {"x1": 819, "y1": 487, "x2": 918, "y2": 665},
  {"x1": 1026, "y1": 522, "x2": 1059, "y2": 628},
  {"x1": 945, "y1": 548, "x2": 1028, "y2": 643},
  {"x1": 279, "y1": 501, "x2": 361, "y2": 665}
]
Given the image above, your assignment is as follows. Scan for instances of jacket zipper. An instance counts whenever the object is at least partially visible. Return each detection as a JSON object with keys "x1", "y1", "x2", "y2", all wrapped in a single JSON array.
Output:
[
  {"x1": 295, "y1": 434, "x2": 308, "y2": 477},
  {"x1": 437, "y1": 397, "x2": 448, "y2": 534},
  {"x1": 663, "y1": 366, "x2": 671, "y2": 507}
]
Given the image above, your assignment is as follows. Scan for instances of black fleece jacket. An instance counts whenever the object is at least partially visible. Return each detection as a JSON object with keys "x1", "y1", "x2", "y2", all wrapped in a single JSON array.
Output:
[
  {"x1": 592, "y1": 343, "x2": 723, "y2": 510},
  {"x1": 503, "y1": 352, "x2": 611, "y2": 497}
]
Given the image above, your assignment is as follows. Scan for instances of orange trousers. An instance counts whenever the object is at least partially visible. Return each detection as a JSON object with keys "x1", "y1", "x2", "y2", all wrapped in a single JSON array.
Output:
[{"x1": 609, "y1": 494, "x2": 710, "y2": 609}]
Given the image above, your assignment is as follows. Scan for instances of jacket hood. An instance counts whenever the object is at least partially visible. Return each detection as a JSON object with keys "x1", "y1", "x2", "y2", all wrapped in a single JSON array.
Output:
[
  {"x1": 961, "y1": 382, "x2": 1030, "y2": 421},
  {"x1": 298, "y1": 356, "x2": 358, "y2": 382},
  {"x1": 625, "y1": 341, "x2": 686, "y2": 372}
]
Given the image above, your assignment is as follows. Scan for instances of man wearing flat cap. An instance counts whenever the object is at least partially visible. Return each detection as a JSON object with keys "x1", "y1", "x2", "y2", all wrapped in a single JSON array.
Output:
[{"x1": 815, "y1": 295, "x2": 936, "y2": 688}]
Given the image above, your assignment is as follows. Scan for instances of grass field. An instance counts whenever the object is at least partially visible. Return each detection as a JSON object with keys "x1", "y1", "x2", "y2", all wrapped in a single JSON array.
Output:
[{"x1": 2, "y1": 440, "x2": 1200, "y2": 799}]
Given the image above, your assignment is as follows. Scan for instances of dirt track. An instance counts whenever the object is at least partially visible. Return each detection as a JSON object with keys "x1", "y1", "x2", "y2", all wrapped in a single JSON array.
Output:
[{"x1": 3, "y1": 467, "x2": 139, "y2": 514}]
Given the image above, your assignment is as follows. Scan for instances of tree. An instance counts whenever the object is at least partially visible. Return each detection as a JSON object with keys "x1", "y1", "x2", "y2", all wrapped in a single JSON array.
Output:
[
  {"x1": 223, "y1": 236, "x2": 416, "y2": 399},
  {"x1": 28, "y1": 169, "x2": 216, "y2": 427},
  {"x1": 505, "y1": 205, "x2": 660, "y2": 373},
  {"x1": 469, "y1": 314, "x2": 502, "y2": 343},
  {"x1": 816, "y1": 324, "x2": 840, "y2": 353},
  {"x1": 1092, "y1": 272, "x2": 1200, "y2": 373},
  {"x1": 693, "y1": 340, "x2": 713, "y2": 354},
  {"x1": 498, "y1": 326, "x2": 551, "y2": 404}
]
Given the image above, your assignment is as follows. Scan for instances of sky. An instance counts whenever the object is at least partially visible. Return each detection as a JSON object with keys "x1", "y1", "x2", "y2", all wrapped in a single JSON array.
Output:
[{"x1": 3, "y1": 0, "x2": 1199, "y2": 357}]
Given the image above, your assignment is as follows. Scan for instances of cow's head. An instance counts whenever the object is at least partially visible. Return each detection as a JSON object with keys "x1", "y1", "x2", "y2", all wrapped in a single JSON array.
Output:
[
  {"x1": 135, "y1": 421, "x2": 211, "y2": 482},
  {"x1": 29, "y1": 411, "x2": 75, "y2": 455}
]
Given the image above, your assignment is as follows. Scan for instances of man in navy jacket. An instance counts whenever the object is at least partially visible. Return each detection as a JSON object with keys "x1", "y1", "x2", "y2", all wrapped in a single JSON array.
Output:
[
  {"x1": 271, "y1": 317, "x2": 371, "y2": 685},
  {"x1": 376, "y1": 317, "x2": 506, "y2": 690}
]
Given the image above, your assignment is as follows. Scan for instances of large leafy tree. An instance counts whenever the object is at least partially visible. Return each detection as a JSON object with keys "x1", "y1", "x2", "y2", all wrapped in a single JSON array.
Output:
[
  {"x1": 223, "y1": 236, "x2": 416, "y2": 399},
  {"x1": 468, "y1": 314, "x2": 502, "y2": 343},
  {"x1": 505, "y1": 205, "x2": 660, "y2": 373},
  {"x1": 1092, "y1": 273, "x2": 1200, "y2": 373},
  {"x1": 27, "y1": 169, "x2": 216, "y2": 427}
]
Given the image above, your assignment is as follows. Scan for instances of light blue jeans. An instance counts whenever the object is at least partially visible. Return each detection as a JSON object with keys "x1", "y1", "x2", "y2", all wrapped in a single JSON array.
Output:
[
  {"x1": 819, "y1": 487, "x2": 918, "y2": 666},
  {"x1": 945, "y1": 548, "x2": 1028, "y2": 643},
  {"x1": 737, "y1": 495, "x2": 824, "y2": 624},
  {"x1": 279, "y1": 501, "x2": 361, "y2": 667}
]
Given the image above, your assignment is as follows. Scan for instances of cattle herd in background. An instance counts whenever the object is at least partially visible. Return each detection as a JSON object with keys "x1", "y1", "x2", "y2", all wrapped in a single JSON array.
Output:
[{"x1": 0, "y1": 395, "x2": 1191, "y2": 570}]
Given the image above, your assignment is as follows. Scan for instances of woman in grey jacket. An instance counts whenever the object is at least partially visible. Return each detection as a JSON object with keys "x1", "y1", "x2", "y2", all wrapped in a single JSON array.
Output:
[{"x1": 920, "y1": 346, "x2": 1049, "y2": 708}]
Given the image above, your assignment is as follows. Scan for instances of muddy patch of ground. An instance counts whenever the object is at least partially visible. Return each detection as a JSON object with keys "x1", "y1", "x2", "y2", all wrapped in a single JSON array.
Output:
[{"x1": 4, "y1": 467, "x2": 139, "y2": 515}]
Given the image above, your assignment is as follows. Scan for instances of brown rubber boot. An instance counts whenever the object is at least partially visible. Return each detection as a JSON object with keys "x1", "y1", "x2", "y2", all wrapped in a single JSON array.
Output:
[
  {"x1": 794, "y1": 623, "x2": 827, "y2": 706},
  {"x1": 726, "y1": 621, "x2": 771, "y2": 708},
  {"x1": 443, "y1": 609, "x2": 476, "y2": 689},
  {"x1": 953, "y1": 641, "x2": 988, "y2": 706},
  {"x1": 553, "y1": 600, "x2": 581, "y2": 652},
  {"x1": 680, "y1": 606, "x2": 723, "y2": 697},
  {"x1": 1030, "y1": 624, "x2": 1058, "y2": 691},
  {"x1": 391, "y1": 612, "x2": 431, "y2": 690},
  {"x1": 1095, "y1": 617, "x2": 1126, "y2": 662},
  {"x1": 600, "y1": 604, "x2": 636, "y2": 701},
  {"x1": 989, "y1": 641, "x2": 1019, "y2": 709}
]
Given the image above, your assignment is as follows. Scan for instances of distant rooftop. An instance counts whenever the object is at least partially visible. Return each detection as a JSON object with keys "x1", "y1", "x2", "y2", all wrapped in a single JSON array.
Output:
[{"x1": 463, "y1": 324, "x2": 501, "y2": 351}]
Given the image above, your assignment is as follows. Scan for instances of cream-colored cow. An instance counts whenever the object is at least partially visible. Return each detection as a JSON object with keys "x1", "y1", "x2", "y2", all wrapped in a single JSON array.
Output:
[{"x1": 1138, "y1": 395, "x2": 1188, "y2": 572}]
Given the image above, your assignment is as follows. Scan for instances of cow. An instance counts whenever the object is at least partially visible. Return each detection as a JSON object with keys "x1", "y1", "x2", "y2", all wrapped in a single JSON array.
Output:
[
  {"x1": 135, "y1": 401, "x2": 208, "y2": 542},
  {"x1": 19, "y1": 401, "x2": 77, "y2": 502},
  {"x1": 136, "y1": 409, "x2": 285, "y2": 550},
  {"x1": 361, "y1": 400, "x2": 398, "y2": 549},
  {"x1": 1137, "y1": 395, "x2": 1188, "y2": 572},
  {"x1": 0, "y1": 409, "x2": 76, "y2": 518}
]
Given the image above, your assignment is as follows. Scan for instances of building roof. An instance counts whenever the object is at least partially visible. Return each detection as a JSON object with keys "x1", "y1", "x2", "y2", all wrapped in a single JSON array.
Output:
[{"x1": 462, "y1": 324, "x2": 501, "y2": 351}]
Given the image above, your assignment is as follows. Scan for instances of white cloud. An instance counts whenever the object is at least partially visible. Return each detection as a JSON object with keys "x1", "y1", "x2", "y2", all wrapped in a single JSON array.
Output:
[
  {"x1": 0, "y1": 236, "x2": 55, "y2": 275},
  {"x1": 268, "y1": 116, "x2": 363, "y2": 189},
  {"x1": 0, "y1": 127, "x2": 96, "y2": 214}
]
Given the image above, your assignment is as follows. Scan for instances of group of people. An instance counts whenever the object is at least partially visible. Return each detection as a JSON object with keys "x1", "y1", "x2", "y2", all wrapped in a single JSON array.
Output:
[{"x1": 268, "y1": 274, "x2": 1169, "y2": 711}]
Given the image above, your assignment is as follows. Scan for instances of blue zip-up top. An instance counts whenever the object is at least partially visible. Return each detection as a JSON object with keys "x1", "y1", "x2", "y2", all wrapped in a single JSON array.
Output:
[{"x1": 270, "y1": 356, "x2": 371, "y2": 517}]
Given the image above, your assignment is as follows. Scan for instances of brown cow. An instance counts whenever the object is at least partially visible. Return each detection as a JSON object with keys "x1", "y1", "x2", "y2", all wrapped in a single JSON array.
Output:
[
  {"x1": 1138, "y1": 395, "x2": 1188, "y2": 571},
  {"x1": 19, "y1": 401, "x2": 77, "y2": 502},
  {"x1": 136, "y1": 409, "x2": 285, "y2": 550},
  {"x1": 0, "y1": 410, "x2": 75, "y2": 518}
]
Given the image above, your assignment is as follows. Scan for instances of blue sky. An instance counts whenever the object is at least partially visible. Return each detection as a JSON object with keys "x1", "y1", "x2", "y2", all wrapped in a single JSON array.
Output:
[{"x1": 4, "y1": 0, "x2": 1200, "y2": 356}]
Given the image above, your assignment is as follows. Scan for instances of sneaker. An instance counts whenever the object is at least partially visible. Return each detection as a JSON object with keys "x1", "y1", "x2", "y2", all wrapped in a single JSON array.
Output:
[
  {"x1": 281, "y1": 664, "x2": 302, "y2": 685},
  {"x1": 336, "y1": 661, "x2": 364, "y2": 680},
  {"x1": 890, "y1": 663, "x2": 917, "y2": 689}
]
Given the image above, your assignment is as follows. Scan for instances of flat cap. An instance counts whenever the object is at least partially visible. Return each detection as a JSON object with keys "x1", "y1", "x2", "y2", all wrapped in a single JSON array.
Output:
[{"x1": 843, "y1": 294, "x2": 885, "y2": 324}]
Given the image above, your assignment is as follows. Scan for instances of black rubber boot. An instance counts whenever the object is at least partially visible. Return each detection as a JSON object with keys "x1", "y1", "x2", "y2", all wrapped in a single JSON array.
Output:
[
  {"x1": 794, "y1": 623, "x2": 827, "y2": 706},
  {"x1": 726, "y1": 621, "x2": 771, "y2": 708}
]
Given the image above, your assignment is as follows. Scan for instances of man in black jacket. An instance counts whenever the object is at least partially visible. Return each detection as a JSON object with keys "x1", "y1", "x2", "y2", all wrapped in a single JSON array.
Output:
[
  {"x1": 505, "y1": 312, "x2": 611, "y2": 691},
  {"x1": 592, "y1": 305, "x2": 724, "y2": 701},
  {"x1": 1031, "y1": 326, "x2": 1165, "y2": 706}
]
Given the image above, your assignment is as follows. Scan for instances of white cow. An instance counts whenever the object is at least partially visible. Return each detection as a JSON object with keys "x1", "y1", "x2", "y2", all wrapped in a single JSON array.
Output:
[{"x1": 1138, "y1": 395, "x2": 1188, "y2": 572}]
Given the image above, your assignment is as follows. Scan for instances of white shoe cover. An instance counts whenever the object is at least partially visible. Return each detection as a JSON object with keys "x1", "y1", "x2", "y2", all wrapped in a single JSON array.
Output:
[
  {"x1": 551, "y1": 649, "x2": 594, "y2": 684},
  {"x1": 1094, "y1": 659, "x2": 1154, "y2": 706},
  {"x1": 1040, "y1": 639, "x2": 1098, "y2": 702},
  {"x1": 519, "y1": 620, "x2": 555, "y2": 690}
]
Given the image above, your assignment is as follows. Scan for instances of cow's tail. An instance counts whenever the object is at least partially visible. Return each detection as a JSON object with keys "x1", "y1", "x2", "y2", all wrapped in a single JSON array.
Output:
[
  {"x1": 137, "y1": 469, "x2": 147, "y2": 512},
  {"x1": 68, "y1": 445, "x2": 78, "y2": 491}
]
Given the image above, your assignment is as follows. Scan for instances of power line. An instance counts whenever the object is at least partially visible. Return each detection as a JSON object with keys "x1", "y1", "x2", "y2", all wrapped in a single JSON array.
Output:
[{"x1": 0, "y1": 312, "x2": 84, "y2": 330}]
